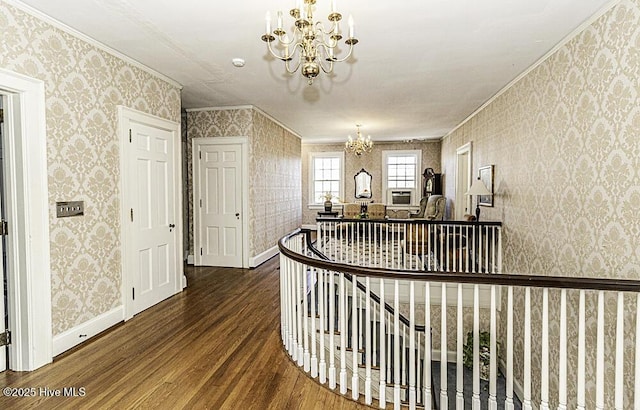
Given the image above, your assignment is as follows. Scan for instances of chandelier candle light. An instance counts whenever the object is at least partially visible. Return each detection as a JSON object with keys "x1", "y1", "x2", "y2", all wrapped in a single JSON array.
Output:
[
  {"x1": 345, "y1": 124, "x2": 373, "y2": 156},
  {"x1": 261, "y1": 0, "x2": 359, "y2": 85}
]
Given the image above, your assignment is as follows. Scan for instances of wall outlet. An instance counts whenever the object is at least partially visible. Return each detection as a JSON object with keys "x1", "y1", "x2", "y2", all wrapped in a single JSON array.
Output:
[{"x1": 56, "y1": 201, "x2": 84, "y2": 218}]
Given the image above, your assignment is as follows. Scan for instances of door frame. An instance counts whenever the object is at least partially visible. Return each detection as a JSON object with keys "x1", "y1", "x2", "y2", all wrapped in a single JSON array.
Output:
[
  {"x1": 192, "y1": 137, "x2": 249, "y2": 268},
  {"x1": 0, "y1": 69, "x2": 52, "y2": 371},
  {"x1": 118, "y1": 106, "x2": 185, "y2": 321},
  {"x1": 455, "y1": 142, "x2": 473, "y2": 220}
]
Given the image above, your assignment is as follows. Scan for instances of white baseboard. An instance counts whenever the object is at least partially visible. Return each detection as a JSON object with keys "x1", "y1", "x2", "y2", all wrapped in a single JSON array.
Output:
[
  {"x1": 249, "y1": 245, "x2": 279, "y2": 268},
  {"x1": 52, "y1": 306, "x2": 124, "y2": 357},
  {"x1": 186, "y1": 254, "x2": 194, "y2": 265}
]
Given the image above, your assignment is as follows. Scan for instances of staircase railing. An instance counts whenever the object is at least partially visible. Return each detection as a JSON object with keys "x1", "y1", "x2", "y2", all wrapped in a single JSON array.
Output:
[{"x1": 279, "y1": 224, "x2": 640, "y2": 410}]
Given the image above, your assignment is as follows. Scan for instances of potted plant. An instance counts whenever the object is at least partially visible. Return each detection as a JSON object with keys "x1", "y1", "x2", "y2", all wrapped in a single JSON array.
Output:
[
  {"x1": 462, "y1": 330, "x2": 493, "y2": 380},
  {"x1": 321, "y1": 192, "x2": 333, "y2": 212}
]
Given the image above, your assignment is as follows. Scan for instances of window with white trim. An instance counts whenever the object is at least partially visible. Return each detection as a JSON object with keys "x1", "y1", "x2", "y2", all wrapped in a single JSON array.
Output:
[
  {"x1": 382, "y1": 150, "x2": 421, "y2": 206},
  {"x1": 309, "y1": 152, "x2": 344, "y2": 205}
]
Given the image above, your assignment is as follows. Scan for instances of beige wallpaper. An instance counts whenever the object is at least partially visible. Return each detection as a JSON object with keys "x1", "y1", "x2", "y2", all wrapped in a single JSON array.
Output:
[
  {"x1": 441, "y1": 0, "x2": 640, "y2": 407},
  {"x1": 0, "y1": 2, "x2": 182, "y2": 335},
  {"x1": 186, "y1": 107, "x2": 301, "y2": 259},
  {"x1": 301, "y1": 141, "x2": 441, "y2": 225}
]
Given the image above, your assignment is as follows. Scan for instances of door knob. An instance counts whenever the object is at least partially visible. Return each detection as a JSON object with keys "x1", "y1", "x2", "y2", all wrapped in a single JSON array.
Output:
[
  {"x1": 169, "y1": 223, "x2": 175, "y2": 232},
  {"x1": 235, "y1": 213, "x2": 240, "y2": 220}
]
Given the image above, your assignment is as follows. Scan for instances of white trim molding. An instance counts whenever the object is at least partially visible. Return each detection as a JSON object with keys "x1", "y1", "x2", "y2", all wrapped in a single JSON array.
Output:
[
  {"x1": 249, "y1": 245, "x2": 279, "y2": 268},
  {"x1": 52, "y1": 306, "x2": 124, "y2": 357},
  {"x1": 0, "y1": 68, "x2": 52, "y2": 371}
]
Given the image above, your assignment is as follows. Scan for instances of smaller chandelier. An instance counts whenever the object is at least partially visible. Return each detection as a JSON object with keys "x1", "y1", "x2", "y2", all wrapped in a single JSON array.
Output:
[
  {"x1": 345, "y1": 124, "x2": 373, "y2": 156},
  {"x1": 261, "y1": 0, "x2": 358, "y2": 85}
]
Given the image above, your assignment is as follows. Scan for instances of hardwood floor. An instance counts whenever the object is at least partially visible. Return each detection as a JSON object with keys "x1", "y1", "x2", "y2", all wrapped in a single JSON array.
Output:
[{"x1": 0, "y1": 257, "x2": 370, "y2": 409}]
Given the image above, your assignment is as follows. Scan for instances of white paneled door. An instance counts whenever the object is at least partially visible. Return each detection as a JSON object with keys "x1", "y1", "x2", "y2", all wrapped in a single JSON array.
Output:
[
  {"x1": 195, "y1": 142, "x2": 244, "y2": 267},
  {"x1": 128, "y1": 121, "x2": 179, "y2": 315}
]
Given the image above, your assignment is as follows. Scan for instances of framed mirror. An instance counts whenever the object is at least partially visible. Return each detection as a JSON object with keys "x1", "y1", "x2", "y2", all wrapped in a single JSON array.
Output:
[{"x1": 354, "y1": 168, "x2": 372, "y2": 199}]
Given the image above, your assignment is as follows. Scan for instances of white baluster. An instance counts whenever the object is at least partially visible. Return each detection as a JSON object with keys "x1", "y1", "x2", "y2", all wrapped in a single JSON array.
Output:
[
  {"x1": 379, "y1": 278, "x2": 386, "y2": 408},
  {"x1": 319, "y1": 270, "x2": 327, "y2": 384},
  {"x1": 310, "y1": 268, "x2": 318, "y2": 378},
  {"x1": 302, "y1": 260, "x2": 309, "y2": 370},
  {"x1": 456, "y1": 283, "x2": 464, "y2": 409},
  {"x1": 540, "y1": 288, "x2": 549, "y2": 410},
  {"x1": 557, "y1": 289, "x2": 567, "y2": 410},
  {"x1": 523, "y1": 287, "x2": 532, "y2": 410},
  {"x1": 505, "y1": 286, "x2": 514, "y2": 410},
  {"x1": 339, "y1": 272, "x2": 347, "y2": 394},
  {"x1": 614, "y1": 292, "x2": 624, "y2": 410},
  {"x1": 296, "y1": 263, "x2": 307, "y2": 366},
  {"x1": 635, "y1": 293, "x2": 640, "y2": 410},
  {"x1": 424, "y1": 281, "x2": 432, "y2": 410},
  {"x1": 440, "y1": 283, "x2": 448, "y2": 409},
  {"x1": 489, "y1": 285, "x2": 497, "y2": 410},
  {"x1": 596, "y1": 291, "x2": 604, "y2": 410},
  {"x1": 409, "y1": 281, "x2": 416, "y2": 409},
  {"x1": 291, "y1": 260, "x2": 299, "y2": 361},
  {"x1": 329, "y1": 271, "x2": 336, "y2": 389},
  {"x1": 365, "y1": 277, "x2": 372, "y2": 405},
  {"x1": 472, "y1": 284, "x2": 480, "y2": 410},
  {"x1": 352, "y1": 274, "x2": 359, "y2": 399},
  {"x1": 394, "y1": 279, "x2": 401, "y2": 409},
  {"x1": 576, "y1": 290, "x2": 585, "y2": 410}
]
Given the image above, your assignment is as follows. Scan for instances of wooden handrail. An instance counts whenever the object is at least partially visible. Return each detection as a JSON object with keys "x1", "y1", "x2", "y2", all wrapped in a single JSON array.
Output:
[{"x1": 281, "y1": 228, "x2": 640, "y2": 293}]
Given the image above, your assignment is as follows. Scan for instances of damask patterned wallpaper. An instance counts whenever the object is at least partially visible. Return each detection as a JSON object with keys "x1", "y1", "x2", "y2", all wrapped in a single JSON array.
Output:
[
  {"x1": 441, "y1": 0, "x2": 640, "y2": 407},
  {"x1": 0, "y1": 2, "x2": 181, "y2": 335},
  {"x1": 301, "y1": 141, "x2": 441, "y2": 225},
  {"x1": 186, "y1": 107, "x2": 301, "y2": 259}
]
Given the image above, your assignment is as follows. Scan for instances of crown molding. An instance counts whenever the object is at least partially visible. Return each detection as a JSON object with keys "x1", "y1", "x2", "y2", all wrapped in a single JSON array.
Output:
[
  {"x1": 186, "y1": 105, "x2": 303, "y2": 140},
  {"x1": 442, "y1": 0, "x2": 620, "y2": 141},
  {"x1": 5, "y1": 0, "x2": 182, "y2": 89}
]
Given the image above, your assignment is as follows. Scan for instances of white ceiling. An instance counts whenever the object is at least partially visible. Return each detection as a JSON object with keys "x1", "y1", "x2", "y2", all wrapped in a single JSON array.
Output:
[{"x1": 16, "y1": 0, "x2": 616, "y2": 142}]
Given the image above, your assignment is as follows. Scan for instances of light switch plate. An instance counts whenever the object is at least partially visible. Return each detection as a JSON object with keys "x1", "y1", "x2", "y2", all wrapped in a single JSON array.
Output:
[{"x1": 56, "y1": 201, "x2": 84, "y2": 218}]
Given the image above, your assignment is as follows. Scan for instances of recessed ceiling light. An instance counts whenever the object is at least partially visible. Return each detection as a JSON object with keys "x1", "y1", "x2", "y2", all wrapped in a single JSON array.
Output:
[{"x1": 232, "y1": 58, "x2": 245, "y2": 68}]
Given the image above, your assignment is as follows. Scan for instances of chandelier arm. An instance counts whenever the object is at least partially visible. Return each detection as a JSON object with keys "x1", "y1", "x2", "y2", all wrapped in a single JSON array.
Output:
[
  {"x1": 326, "y1": 41, "x2": 356, "y2": 63},
  {"x1": 284, "y1": 46, "x2": 304, "y2": 74}
]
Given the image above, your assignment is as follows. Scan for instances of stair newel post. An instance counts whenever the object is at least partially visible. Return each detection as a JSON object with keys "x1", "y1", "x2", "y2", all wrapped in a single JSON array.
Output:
[
  {"x1": 351, "y1": 274, "x2": 360, "y2": 399},
  {"x1": 329, "y1": 271, "x2": 337, "y2": 389},
  {"x1": 439, "y1": 282, "x2": 448, "y2": 408},
  {"x1": 424, "y1": 281, "x2": 432, "y2": 410},
  {"x1": 379, "y1": 278, "x2": 387, "y2": 408},
  {"x1": 393, "y1": 279, "x2": 401, "y2": 410},
  {"x1": 339, "y1": 272, "x2": 348, "y2": 394},
  {"x1": 456, "y1": 283, "x2": 464, "y2": 409},
  {"x1": 409, "y1": 280, "x2": 417, "y2": 410},
  {"x1": 318, "y1": 269, "x2": 326, "y2": 383},
  {"x1": 365, "y1": 276, "x2": 373, "y2": 405},
  {"x1": 310, "y1": 268, "x2": 318, "y2": 377}
]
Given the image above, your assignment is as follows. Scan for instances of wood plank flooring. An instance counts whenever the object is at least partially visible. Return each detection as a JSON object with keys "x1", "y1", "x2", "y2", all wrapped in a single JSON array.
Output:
[{"x1": 0, "y1": 257, "x2": 371, "y2": 409}]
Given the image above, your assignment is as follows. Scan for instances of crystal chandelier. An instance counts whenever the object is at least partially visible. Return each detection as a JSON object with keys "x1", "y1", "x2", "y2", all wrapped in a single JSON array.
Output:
[
  {"x1": 261, "y1": 0, "x2": 359, "y2": 85},
  {"x1": 345, "y1": 124, "x2": 373, "y2": 156}
]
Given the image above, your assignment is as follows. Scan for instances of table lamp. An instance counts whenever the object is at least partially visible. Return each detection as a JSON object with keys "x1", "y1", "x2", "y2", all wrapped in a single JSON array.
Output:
[{"x1": 465, "y1": 177, "x2": 492, "y2": 221}]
